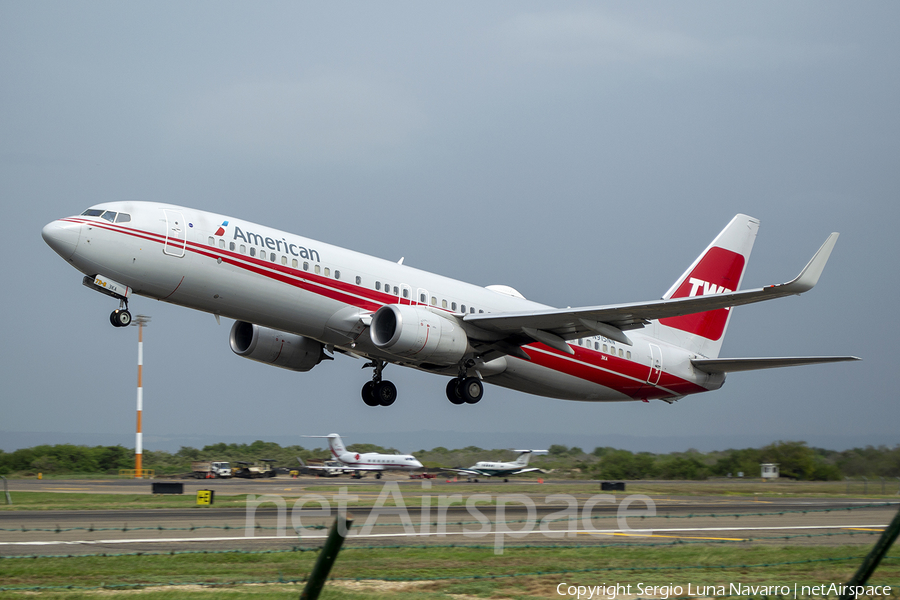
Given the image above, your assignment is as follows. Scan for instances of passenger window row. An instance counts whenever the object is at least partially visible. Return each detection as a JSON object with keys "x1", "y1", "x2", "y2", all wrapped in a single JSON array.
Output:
[
  {"x1": 208, "y1": 236, "x2": 487, "y2": 315},
  {"x1": 208, "y1": 236, "x2": 346, "y2": 280},
  {"x1": 575, "y1": 337, "x2": 632, "y2": 359},
  {"x1": 377, "y1": 282, "x2": 482, "y2": 312}
]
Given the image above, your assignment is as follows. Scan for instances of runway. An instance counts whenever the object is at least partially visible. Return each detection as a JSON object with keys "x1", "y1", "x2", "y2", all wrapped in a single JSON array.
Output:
[{"x1": 2, "y1": 478, "x2": 895, "y2": 557}]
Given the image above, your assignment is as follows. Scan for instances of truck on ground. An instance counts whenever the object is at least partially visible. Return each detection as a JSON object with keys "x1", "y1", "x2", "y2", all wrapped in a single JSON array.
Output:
[{"x1": 191, "y1": 461, "x2": 232, "y2": 479}]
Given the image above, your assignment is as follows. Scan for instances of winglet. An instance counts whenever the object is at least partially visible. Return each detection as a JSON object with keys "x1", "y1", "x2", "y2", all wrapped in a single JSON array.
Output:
[{"x1": 778, "y1": 233, "x2": 839, "y2": 294}]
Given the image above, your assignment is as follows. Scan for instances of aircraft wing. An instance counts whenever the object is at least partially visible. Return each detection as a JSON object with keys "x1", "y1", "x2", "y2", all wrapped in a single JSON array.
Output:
[
  {"x1": 298, "y1": 458, "x2": 346, "y2": 472},
  {"x1": 441, "y1": 468, "x2": 482, "y2": 476},
  {"x1": 465, "y1": 233, "x2": 839, "y2": 352},
  {"x1": 301, "y1": 462, "x2": 383, "y2": 473},
  {"x1": 508, "y1": 467, "x2": 544, "y2": 475},
  {"x1": 299, "y1": 462, "x2": 339, "y2": 471}
]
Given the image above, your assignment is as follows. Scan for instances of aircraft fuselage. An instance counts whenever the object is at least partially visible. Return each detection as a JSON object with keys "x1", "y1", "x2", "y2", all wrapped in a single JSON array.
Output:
[{"x1": 41, "y1": 200, "x2": 768, "y2": 405}]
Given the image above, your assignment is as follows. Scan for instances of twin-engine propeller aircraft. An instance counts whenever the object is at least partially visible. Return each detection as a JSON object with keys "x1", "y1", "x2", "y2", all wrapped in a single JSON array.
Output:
[
  {"x1": 445, "y1": 450, "x2": 548, "y2": 482},
  {"x1": 303, "y1": 433, "x2": 423, "y2": 479},
  {"x1": 42, "y1": 202, "x2": 858, "y2": 407}
]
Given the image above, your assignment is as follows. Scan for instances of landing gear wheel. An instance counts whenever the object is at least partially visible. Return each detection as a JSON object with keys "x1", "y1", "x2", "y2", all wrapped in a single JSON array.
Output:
[
  {"x1": 361, "y1": 381, "x2": 379, "y2": 407},
  {"x1": 362, "y1": 359, "x2": 395, "y2": 406},
  {"x1": 375, "y1": 472, "x2": 382, "y2": 480},
  {"x1": 110, "y1": 309, "x2": 132, "y2": 328},
  {"x1": 446, "y1": 379, "x2": 465, "y2": 405},
  {"x1": 461, "y1": 377, "x2": 483, "y2": 404},
  {"x1": 374, "y1": 380, "x2": 397, "y2": 406}
]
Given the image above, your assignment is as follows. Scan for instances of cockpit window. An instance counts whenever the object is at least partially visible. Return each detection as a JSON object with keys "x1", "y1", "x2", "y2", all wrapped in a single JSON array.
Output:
[{"x1": 80, "y1": 208, "x2": 130, "y2": 223}]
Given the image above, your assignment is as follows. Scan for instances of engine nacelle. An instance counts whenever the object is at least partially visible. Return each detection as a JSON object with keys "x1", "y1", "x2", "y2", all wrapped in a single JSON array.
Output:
[
  {"x1": 370, "y1": 304, "x2": 469, "y2": 365},
  {"x1": 229, "y1": 321, "x2": 326, "y2": 372}
]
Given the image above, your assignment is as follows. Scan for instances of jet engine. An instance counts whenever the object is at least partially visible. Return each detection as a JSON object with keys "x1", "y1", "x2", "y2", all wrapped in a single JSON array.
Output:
[
  {"x1": 229, "y1": 321, "x2": 326, "y2": 372},
  {"x1": 370, "y1": 304, "x2": 469, "y2": 365}
]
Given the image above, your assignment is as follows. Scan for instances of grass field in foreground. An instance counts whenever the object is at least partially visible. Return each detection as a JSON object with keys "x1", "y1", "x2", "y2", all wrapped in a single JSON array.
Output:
[
  {"x1": 1, "y1": 543, "x2": 899, "y2": 599},
  {"x1": 2, "y1": 479, "x2": 897, "y2": 512},
  {"x1": 0, "y1": 491, "x2": 254, "y2": 511},
  {"x1": 2, "y1": 484, "x2": 899, "y2": 599}
]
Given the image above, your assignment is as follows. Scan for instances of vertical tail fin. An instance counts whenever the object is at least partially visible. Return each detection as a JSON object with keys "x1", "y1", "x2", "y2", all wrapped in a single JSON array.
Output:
[
  {"x1": 326, "y1": 433, "x2": 347, "y2": 458},
  {"x1": 657, "y1": 215, "x2": 759, "y2": 358},
  {"x1": 513, "y1": 451, "x2": 534, "y2": 466}
]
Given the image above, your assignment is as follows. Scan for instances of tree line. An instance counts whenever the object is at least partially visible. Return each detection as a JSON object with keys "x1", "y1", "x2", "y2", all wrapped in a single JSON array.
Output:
[{"x1": 0, "y1": 440, "x2": 898, "y2": 480}]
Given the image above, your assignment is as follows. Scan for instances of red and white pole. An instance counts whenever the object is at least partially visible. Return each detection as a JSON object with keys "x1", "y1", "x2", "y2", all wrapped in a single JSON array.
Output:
[{"x1": 132, "y1": 315, "x2": 150, "y2": 478}]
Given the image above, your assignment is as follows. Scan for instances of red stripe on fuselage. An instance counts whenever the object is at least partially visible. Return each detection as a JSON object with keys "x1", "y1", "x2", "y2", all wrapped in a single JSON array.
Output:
[
  {"x1": 69, "y1": 217, "x2": 707, "y2": 400},
  {"x1": 524, "y1": 345, "x2": 707, "y2": 399}
]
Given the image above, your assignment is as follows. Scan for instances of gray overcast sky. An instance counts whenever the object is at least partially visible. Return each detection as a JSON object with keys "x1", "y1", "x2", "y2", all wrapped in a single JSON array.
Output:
[{"x1": 2, "y1": 2, "x2": 897, "y2": 454}]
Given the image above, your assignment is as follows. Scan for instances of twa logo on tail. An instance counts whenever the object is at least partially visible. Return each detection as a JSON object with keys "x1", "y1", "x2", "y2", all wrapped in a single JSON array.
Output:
[
  {"x1": 686, "y1": 277, "x2": 733, "y2": 297},
  {"x1": 660, "y1": 246, "x2": 745, "y2": 341}
]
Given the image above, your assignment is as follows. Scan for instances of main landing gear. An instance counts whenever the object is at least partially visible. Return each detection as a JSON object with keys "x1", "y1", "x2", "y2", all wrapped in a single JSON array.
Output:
[
  {"x1": 109, "y1": 300, "x2": 132, "y2": 328},
  {"x1": 445, "y1": 376, "x2": 483, "y2": 405},
  {"x1": 445, "y1": 358, "x2": 484, "y2": 405},
  {"x1": 361, "y1": 359, "x2": 397, "y2": 407},
  {"x1": 359, "y1": 358, "x2": 484, "y2": 407}
]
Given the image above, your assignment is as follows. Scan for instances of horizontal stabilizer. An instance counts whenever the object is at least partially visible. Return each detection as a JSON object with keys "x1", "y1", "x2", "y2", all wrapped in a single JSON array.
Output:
[{"x1": 692, "y1": 355, "x2": 860, "y2": 374}]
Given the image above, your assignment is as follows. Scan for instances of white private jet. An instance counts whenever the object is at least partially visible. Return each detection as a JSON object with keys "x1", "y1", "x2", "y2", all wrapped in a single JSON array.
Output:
[
  {"x1": 303, "y1": 433, "x2": 422, "y2": 479},
  {"x1": 42, "y1": 202, "x2": 858, "y2": 407},
  {"x1": 445, "y1": 450, "x2": 548, "y2": 482}
]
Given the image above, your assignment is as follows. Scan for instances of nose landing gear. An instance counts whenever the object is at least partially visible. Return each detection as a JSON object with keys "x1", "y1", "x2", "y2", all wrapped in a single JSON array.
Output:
[
  {"x1": 109, "y1": 299, "x2": 132, "y2": 328},
  {"x1": 83, "y1": 275, "x2": 133, "y2": 328}
]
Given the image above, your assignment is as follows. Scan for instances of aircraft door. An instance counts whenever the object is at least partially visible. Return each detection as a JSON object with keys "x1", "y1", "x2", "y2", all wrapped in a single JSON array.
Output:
[
  {"x1": 415, "y1": 288, "x2": 428, "y2": 306},
  {"x1": 163, "y1": 210, "x2": 186, "y2": 257},
  {"x1": 648, "y1": 344, "x2": 663, "y2": 386}
]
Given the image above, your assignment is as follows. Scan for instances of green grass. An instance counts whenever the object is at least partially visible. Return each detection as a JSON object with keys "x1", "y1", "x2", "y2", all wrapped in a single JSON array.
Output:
[
  {"x1": 2, "y1": 482, "x2": 898, "y2": 598},
  {"x1": 1, "y1": 544, "x2": 898, "y2": 599},
  {"x1": 0, "y1": 491, "x2": 254, "y2": 511},
  {"x1": 2, "y1": 478, "x2": 894, "y2": 513}
]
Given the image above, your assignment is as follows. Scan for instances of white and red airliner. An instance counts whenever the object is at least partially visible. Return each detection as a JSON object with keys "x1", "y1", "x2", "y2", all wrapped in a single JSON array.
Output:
[
  {"x1": 303, "y1": 433, "x2": 422, "y2": 479},
  {"x1": 42, "y1": 202, "x2": 858, "y2": 407}
]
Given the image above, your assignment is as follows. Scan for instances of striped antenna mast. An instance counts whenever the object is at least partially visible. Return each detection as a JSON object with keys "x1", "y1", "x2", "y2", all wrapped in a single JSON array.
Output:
[{"x1": 131, "y1": 315, "x2": 151, "y2": 478}]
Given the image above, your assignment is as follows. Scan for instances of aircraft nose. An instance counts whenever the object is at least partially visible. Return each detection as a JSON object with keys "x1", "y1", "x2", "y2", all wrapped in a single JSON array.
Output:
[{"x1": 42, "y1": 220, "x2": 81, "y2": 260}]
